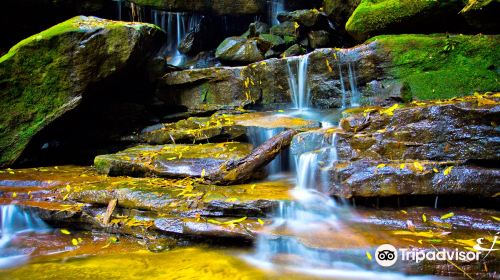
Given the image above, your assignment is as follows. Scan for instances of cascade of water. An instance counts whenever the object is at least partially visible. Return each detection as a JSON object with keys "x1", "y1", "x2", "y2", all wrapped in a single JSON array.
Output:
[
  {"x1": 268, "y1": 0, "x2": 286, "y2": 25},
  {"x1": 0, "y1": 205, "x2": 49, "y2": 269},
  {"x1": 287, "y1": 54, "x2": 310, "y2": 111},
  {"x1": 338, "y1": 52, "x2": 361, "y2": 109},
  {"x1": 247, "y1": 127, "x2": 288, "y2": 175},
  {"x1": 0, "y1": 205, "x2": 49, "y2": 248},
  {"x1": 348, "y1": 62, "x2": 361, "y2": 107},
  {"x1": 162, "y1": 12, "x2": 202, "y2": 66}
]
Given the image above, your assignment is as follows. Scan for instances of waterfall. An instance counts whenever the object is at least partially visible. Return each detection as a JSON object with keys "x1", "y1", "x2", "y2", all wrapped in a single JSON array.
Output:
[
  {"x1": 287, "y1": 54, "x2": 310, "y2": 111},
  {"x1": 247, "y1": 127, "x2": 289, "y2": 176},
  {"x1": 1, "y1": 205, "x2": 49, "y2": 248},
  {"x1": 268, "y1": 0, "x2": 286, "y2": 25},
  {"x1": 127, "y1": 2, "x2": 202, "y2": 67},
  {"x1": 338, "y1": 52, "x2": 361, "y2": 109},
  {"x1": 250, "y1": 130, "x2": 345, "y2": 269},
  {"x1": 0, "y1": 205, "x2": 49, "y2": 268}
]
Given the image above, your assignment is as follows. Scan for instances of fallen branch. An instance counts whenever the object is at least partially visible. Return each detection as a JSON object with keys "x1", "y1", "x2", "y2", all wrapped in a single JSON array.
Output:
[{"x1": 207, "y1": 129, "x2": 298, "y2": 185}]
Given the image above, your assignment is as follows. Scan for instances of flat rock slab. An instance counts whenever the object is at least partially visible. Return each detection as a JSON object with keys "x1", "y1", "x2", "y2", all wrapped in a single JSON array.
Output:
[
  {"x1": 141, "y1": 111, "x2": 318, "y2": 145},
  {"x1": 94, "y1": 143, "x2": 253, "y2": 178}
]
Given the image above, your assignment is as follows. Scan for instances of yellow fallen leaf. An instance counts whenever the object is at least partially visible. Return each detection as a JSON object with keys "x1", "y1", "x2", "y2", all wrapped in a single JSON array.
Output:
[
  {"x1": 400, "y1": 163, "x2": 406, "y2": 169},
  {"x1": 66, "y1": 184, "x2": 71, "y2": 192},
  {"x1": 366, "y1": 251, "x2": 373, "y2": 261},
  {"x1": 207, "y1": 219, "x2": 222, "y2": 225},
  {"x1": 440, "y1": 212, "x2": 454, "y2": 220},
  {"x1": 443, "y1": 166, "x2": 453, "y2": 176},
  {"x1": 433, "y1": 168, "x2": 439, "y2": 173},
  {"x1": 422, "y1": 214, "x2": 427, "y2": 223},
  {"x1": 71, "y1": 238, "x2": 79, "y2": 246},
  {"x1": 380, "y1": 103, "x2": 400, "y2": 116},
  {"x1": 400, "y1": 210, "x2": 407, "y2": 214},
  {"x1": 12, "y1": 192, "x2": 17, "y2": 198},
  {"x1": 393, "y1": 230, "x2": 436, "y2": 238},
  {"x1": 491, "y1": 216, "x2": 500, "y2": 222},
  {"x1": 225, "y1": 197, "x2": 238, "y2": 202},
  {"x1": 201, "y1": 169, "x2": 206, "y2": 178},
  {"x1": 376, "y1": 164, "x2": 386, "y2": 169},
  {"x1": 413, "y1": 161, "x2": 424, "y2": 171},
  {"x1": 60, "y1": 229, "x2": 71, "y2": 235},
  {"x1": 257, "y1": 218, "x2": 265, "y2": 225}
]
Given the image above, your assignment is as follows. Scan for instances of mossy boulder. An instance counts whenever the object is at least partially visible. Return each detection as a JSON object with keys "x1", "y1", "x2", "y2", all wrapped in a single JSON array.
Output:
[
  {"x1": 345, "y1": 0, "x2": 464, "y2": 41},
  {"x1": 215, "y1": 37, "x2": 265, "y2": 64},
  {"x1": 0, "y1": 16, "x2": 165, "y2": 167}
]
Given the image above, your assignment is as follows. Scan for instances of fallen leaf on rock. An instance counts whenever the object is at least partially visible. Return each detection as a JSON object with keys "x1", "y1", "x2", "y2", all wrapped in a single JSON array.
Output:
[
  {"x1": 443, "y1": 166, "x2": 453, "y2": 176},
  {"x1": 440, "y1": 212, "x2": 455, "y2": 220},
  {"x1": 413, "y1": 162, "x2": 424, "y2": 172}
]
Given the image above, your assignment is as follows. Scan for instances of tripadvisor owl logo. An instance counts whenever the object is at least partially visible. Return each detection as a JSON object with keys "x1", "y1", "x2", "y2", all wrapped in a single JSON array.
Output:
[{"x1": 375, "y1": 244, "x2": 398, "y2": 267}]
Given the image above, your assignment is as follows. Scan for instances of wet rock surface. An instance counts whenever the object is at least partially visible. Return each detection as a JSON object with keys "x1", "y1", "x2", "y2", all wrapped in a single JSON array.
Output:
[
  {"x1": 94, "y1": 143, "x2": 253, "y2": 178},
  {"x1": 291, "y1": 93, "x2": 500, "y2": 198},
  {"x1": 0, "y1": 166, "x2": 291, "y2": 241},
  {"x1": 161, "y1": 34, "x2": 499, "y2": 111},
  {"x1": 140, "y1": 112, "x2": 318, "y2": 145}
]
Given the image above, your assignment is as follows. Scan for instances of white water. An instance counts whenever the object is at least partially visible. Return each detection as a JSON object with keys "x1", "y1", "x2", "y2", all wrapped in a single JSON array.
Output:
[
  {"x1": 269, "y1": 0, "x2": 286, "y2": 25},
  {"x1": 155, "y1": 12, "x2": 202, "y2": 66},
  {"x1": 287, "y1": 54, "x2": 311, "y2": 111},
  {"x1": 247, "y1": 127, "x2": 287, "y2": 175},
  {"x1": 0, "y1": 205, "x2": 50, "y2": 268},
  {"x1": 337, "y1": 52, "x2": 361, "y2": 109}
]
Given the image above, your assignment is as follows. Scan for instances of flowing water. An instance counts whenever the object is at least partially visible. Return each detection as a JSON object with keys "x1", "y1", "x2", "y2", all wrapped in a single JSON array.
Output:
[
  {"x1": 268, "y1": 0, "x2": 286, "y2": 25},
  {"x1": 0, "y1": 205, "x2": 50, "y2": 268},
  {"x1": 247, "y1": 52, "x2": 408, "y2": 278},
  {"x1": 287, "y1": 54, "x2": 311, "y2": 111}
]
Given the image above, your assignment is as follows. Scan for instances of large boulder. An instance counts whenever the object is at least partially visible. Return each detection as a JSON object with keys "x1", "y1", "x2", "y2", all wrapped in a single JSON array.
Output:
[
  {"x1": 345, "y1": 0, "x2": 499, "y2": 41},
  {"x1": 215, "y1": 37, "x2": 265, "y2": 64},
  {"x1": 0, "y1": 16, "x2": 165, "y2": 167}
]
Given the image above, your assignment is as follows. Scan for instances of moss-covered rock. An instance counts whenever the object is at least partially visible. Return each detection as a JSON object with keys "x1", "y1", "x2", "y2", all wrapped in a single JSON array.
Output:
[
  {"x1": 345, "y1": 0, "x2": 498, "y2": 41},
  {"x1": 0, "y1": 16, "x2": 164, "y2": 167},
  {"x1": 215, "y1": 37, "x2": 265, "y2": 64}
]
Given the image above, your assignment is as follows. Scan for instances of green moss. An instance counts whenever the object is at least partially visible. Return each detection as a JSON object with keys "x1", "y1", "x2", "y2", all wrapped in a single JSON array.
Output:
[
  {"x1": 369, "y1": 34, "x2": 500, "y2": 100},
  {"x1": 345, "y1": 0, "x2": 449, "y2": 41}
]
